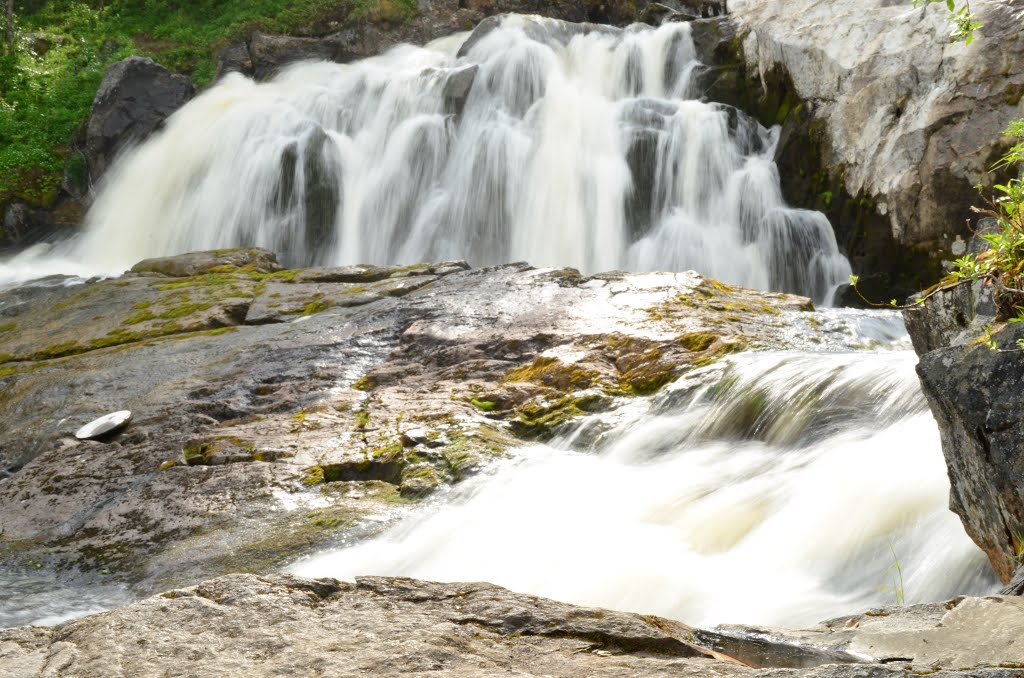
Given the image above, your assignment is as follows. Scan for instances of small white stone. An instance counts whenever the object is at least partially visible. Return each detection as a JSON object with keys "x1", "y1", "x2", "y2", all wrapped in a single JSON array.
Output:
[{"x1": 75, "y1": 411, "x2": 132, "y2": 440}]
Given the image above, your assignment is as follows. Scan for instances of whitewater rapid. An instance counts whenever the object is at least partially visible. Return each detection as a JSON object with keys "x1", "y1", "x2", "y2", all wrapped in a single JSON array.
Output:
[
  {"x1": 36, "y1": 17, "x2": 851, "y2": 302},
  {"x1": 293, "y1": 314, "x2": 996, "y2": 628}
]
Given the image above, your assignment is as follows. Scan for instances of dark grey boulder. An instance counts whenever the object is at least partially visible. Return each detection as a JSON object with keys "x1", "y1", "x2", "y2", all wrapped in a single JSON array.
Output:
[
  {"x1": 1, "y1": 202, "x2": 56, "y2": 249},
  {"x1": 905, "y1": 278, "x2": 1024, "y2": 585},
  {"x1": 213, "y1": 42, "x2": 254, "y2": 81},
  {"x1": 913, "y1": 321, "x2": 1024, "y2": 585},
  {"x1": 443, "y1": 64, "x2": 479, "y2": 117},
  {"x1": 84, "y1": 56, "x2": 194, "y2": 183},
  {"x1": 248, "y1": 32, "x2": 339, "y2": 80},
  {"x1": 903, "y1": 279, "x2": 997, "y2": 355}
]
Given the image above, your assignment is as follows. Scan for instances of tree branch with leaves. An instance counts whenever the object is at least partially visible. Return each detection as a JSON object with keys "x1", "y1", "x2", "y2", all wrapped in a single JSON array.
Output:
[{"x1": 912, "y1": 0, "x2": 983, "y2": 43}]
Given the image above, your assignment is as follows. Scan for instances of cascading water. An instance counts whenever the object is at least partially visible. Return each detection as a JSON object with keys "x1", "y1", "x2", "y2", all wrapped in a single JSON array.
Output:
[
  {"x1": 64, "y1": 17, "x2": 850, "y2": 302},
  {"x1": 0, "y1": 15, "x2": 993, "y2": 632},
  {"x1": 293, "y1": 313, "x2": 997, "y2": 628}
]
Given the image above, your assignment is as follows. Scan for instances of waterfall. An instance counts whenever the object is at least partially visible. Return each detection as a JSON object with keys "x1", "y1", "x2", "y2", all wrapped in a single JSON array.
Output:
[
  {"x1": 292, "y1": 319, "x2": 996, "y2": 628},
  {"x1": 72, "y1": 17, "x2": 851, "y2": 303}
]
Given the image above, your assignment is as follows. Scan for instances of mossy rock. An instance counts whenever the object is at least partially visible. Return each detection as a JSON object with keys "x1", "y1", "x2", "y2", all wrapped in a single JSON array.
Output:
[
  {"x1": 503, "y1": 356, "x2": 604, "y2": 392},
  {"x1": 510, "y1": 393, "x2": 610, "y2": 440},
  {"x1": 131, "y1": 248, "x2": 282, "y2": 277}
]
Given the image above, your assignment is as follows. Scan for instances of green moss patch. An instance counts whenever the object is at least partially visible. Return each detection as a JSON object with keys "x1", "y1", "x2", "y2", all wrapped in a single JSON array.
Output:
[
  {"x1": 470, "y1": 398, "x2": 497, "y2": 412},
  {"x1": 510, "y1": 393, "x2": 609, "y2": 440},
  {"x1": 677, "y1": 332, "x2": 717, "y2": 352},
  {"x1": 503, "y1": 356, "x2": 603, "y2": 392}
]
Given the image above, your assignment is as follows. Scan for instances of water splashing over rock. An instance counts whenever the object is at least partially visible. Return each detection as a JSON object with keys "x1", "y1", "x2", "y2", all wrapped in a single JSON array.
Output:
[{"x1": 77, "y1": 16, "x2": 850, "y2": 302}]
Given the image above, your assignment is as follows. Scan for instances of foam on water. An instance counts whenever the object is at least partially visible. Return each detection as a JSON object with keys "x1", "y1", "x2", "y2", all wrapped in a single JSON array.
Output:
[
  {"x1": 293, "y1": 343, "x2": 997, "y2": 628},
  {"x1": 69, "y1": 18, "x2": 849, "y2": 302}
]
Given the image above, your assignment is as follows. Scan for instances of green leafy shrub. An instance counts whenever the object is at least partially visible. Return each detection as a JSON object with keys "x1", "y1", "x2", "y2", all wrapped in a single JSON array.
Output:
[
  {"x1": 1, "y1": 0, "x2": 388, "y2": 207},
  {"x1": 951, "y1": 122, "x2": 1024, "y2": 315},
  {"x1": 912, "y1": 0, "x2": 982, "y2": 43}
]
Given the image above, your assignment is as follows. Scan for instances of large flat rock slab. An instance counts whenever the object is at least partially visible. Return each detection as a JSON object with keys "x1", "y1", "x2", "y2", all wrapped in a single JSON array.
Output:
[
  {"x1": 712, "y1": 595, "x2": 1024, "y2": 674},
  {"x1": 0, "y1": 250, "x2": 834, "y2": 602},
  {"x1": 0, "y1": 574, "x2": 749, "y2": 677},
  {"x1": 3, "y1": 574, "x2": 1023, "y2": 677}
]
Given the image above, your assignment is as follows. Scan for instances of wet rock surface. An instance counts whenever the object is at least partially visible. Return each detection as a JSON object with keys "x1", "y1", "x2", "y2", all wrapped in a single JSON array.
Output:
[
  {"x1": 911, "y1": 319, "x2": 1024, "y2": 585},
  {"x1": 0, "y1": 249, "x2": 823, "y2": 598},
  {"x1": 902, "y1": 276, "x2": 1024, "y2": 586},
  {"x1": 725, "y1": 0, "x2": 1024, "y2": 269},
  {"x1": 714, "y1": 596, "x2": 1024, "y2": 672},
  {"x1": 0, "y1": 204, "x2": 57, "y2": 251},
  {"x1": 2, "y1": 574, "x2": 1024, "y2": 677}
]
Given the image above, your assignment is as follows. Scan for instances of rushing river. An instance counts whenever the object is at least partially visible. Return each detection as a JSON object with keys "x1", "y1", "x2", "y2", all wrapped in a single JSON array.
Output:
[
  {"x1": 292, "y1": 313, "x2": 997, "y2": 628},
  {"x1": 0, "y1": 314, "x2": 998, "y2": 628},
  {"x1": 0, "y1": 15, "x2": 997, "y2": 628}
]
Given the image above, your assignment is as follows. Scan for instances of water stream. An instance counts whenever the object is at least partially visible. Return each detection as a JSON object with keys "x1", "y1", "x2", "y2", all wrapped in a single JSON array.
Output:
[
  {"x1": 0, "y1": 15, "x2": 996, "y2": 629},
  {"x1": 294, "y1": 315, "x2": 997, "y2": 628},
  {"x1": 5, "y1": 17, "x2": 848, "y2": 302}
]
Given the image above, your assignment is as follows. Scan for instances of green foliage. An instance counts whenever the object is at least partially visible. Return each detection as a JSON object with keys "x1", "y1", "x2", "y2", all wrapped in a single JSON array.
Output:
[
  {"x1": 1, "y1": 0, "x2": 378, "y2": 206},
  {"x1": 883, "y1": 538, "x2": 906, "y2": 607},
  {"x1": 949, "y1": 120, "x2": 1024, "y2": 309},
  {"x1": 912, "y1": 0, "x2": 982, "y2": 44},
  {"x1": 0, "y1": 3, "x2": 132, "y2": 204},
  {"x1": 1013, "y1": 529, "x2": 1024, "y2": 565},
  {"x1": 943, "y1": 120, "x2": 1024, "y2": 352}
]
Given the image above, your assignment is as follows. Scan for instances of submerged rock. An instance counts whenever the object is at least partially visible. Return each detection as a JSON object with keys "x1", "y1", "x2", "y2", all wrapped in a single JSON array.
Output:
[
  {"x1": 456, "y1": 14, "x2": 619, "y2": 57},
  {"x1": 0, "y1": 249, "x2": 822, "y2": 597}
]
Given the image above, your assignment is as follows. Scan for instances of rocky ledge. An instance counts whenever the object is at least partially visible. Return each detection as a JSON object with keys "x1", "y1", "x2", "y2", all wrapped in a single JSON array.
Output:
[
  {"x1": 904, "y1": 277, "x2": 1024, "y2": 588},
  {"x1": 721, "y1": 0, "x2": 1024, "y2": 294},
  {"x1": 3, "y1": 573, "x2": 1024, "y2": 677},
  {"x1": 0, "y1": 248, "x2": 834, "y2": 597}
]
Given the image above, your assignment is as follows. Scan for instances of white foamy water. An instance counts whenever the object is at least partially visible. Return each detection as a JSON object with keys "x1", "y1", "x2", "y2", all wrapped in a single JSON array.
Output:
[
  {"x1": 0, "y1": 15, "x2": 985, "y2": 631},
  {"x1": 0, "y1": 572, "x2": 132, "y2": 628},
  {"x1": 0, "y1": 242, "x2": 111, "y2": 290},
  {"x1": 293, "y1": 344, "x2": 996, "y2": 628},
  {"x1": 68, "y1": 17, "x2": 849, "y2": 302}
]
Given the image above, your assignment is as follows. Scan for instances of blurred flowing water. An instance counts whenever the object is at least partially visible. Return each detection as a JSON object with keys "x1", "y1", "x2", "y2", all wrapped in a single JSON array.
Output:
[
  {"x1": 0, "y1": 17, "x2": 995, "y2": 630},
  {"x1": 293, "y1": 312, "x2": 997, "y2": 628},
  {"x1": 6, "y1": 17, "x2": 848, "y2": 302},
  {"x1": 0, "y1": 572, "x2": 132, "y2": 628}
]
